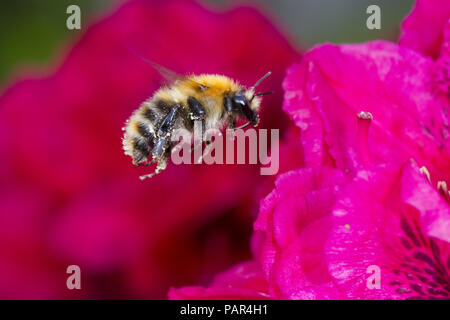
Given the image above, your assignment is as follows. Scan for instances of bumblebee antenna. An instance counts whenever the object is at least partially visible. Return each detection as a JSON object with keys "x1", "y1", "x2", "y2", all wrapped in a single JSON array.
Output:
[
  {"x1": 254, "y1": 91, "x2": 273, "y2": 97},
  {"x1": 250, "y1": 72, "x2": 272, "y2": 102},
  {"x1": 251, "y1": 71, "x2": 272, "y2": 90}
]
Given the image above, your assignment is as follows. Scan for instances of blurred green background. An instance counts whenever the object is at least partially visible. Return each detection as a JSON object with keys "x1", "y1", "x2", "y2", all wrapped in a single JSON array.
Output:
[{"x1": 0, "y1": 0, "x2": 414, "y2": 84}]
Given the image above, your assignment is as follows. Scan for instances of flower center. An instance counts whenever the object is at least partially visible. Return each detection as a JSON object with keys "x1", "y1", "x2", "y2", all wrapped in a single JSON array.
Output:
[
  {"x1": 420, "y1": 166, "x2": 450, "y2": 203},
  {"x1": 432, "y1": 48, "x2": 450, "y2": 100},
  {"x1": 389, "y1": 216, "x2": 450, "y2": 299}
]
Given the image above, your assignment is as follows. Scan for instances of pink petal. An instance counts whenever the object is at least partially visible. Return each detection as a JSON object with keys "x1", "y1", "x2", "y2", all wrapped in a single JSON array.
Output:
[
  {"x1": 401, "y1": 161, "x2": 450, "y2": 242},
  {"x1": 432, "y1": 20, "x2": 450, "y2": 100},
  {"x1": 400, "y1": 0, "x2": 450, "y2": 59},
  {"x1": 283, "y1": 41, "x2": 450, "y2": 181},
  {"x1": 168, "y1": 261, "x2": 270, "y2": 300},
  {"x1": 254, "y1": 167, "x2": 347, "y2": 299},
  {"x1": 326, "y1": 161, "x2": 450, "y2": 299},
  {"x1": 271, "y1": 216, "x2": 342, "y2": 299}
]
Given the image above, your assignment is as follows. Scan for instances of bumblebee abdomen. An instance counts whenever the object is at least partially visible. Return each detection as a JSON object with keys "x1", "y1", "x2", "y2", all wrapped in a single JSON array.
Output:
[
  {"x1": 123, "y1": 99, "x2": 163, "y2": 164},
  {"x1": 123, "y1": 92, "x2": 191, "y2": 164}
]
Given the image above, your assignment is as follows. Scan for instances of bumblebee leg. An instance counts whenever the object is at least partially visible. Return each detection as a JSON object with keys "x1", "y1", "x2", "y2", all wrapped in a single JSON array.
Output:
[
  {"x1": 224, "y1": 95, "x2": 237, "y2": 130},
  {"x1": 139, "y1": 155, "x2": 168, "y2": 180},
  {"x1": 157, "y1": 105, "x2": 181, "y2": 137},
  {"x1": 139, "y1": 136, "x2": 170, "y2": 180},
  {"x1": 227, "y1": 115, "x2": 236, "y2": 129},
  {"x1": 134, "y1": 158, "x2": 156, "y2": 167},
  {"x1": 196, "y1": 139, "x2": 213, "y2": 164},
  {"x1": 191, "y1": 142, "x2": 202, "y2": 153},
  {"x1": 187, "y1": 97, "x2": 207, "y2": 141},
  {"x1": 187, "y1": 97, "x2": 206, "y2": 122},
  {"x1": 138, "y1": 105, "x2": 181, "y2": 180}
]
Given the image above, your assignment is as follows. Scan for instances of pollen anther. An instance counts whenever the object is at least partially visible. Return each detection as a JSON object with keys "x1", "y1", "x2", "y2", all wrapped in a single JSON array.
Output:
[
  {"x1": 357, "y1": 111, "x2": 373, "y2": 120},
  {"x1": 419, "y1": 166, "x2": 431, "y2": 183}
]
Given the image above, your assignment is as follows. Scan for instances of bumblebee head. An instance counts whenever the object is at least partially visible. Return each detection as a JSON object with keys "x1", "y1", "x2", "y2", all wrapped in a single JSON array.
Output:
[
  {"x1": 231, "y1": 91, "x2": 260, "y2": 126},
  {"x1": 227, "y1": 71, "x2": 272, "y2": 128}
]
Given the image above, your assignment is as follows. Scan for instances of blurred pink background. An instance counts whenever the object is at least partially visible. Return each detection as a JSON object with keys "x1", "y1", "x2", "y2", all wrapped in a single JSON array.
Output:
[
  {"x1": 0, "y1": 0, "x2": 416, "y2": 299},
  {"x1": 0, "y1": 0, "x2": 301, "y2": 299}
]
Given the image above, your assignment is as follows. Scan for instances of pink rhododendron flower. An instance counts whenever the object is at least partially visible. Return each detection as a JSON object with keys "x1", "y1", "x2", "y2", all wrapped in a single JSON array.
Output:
[
  {"x1": 400, "y1": 0, "x2": 450, "y2": 59},
  {"x1": 326, "y1": 160, "x2": 450, "y2": 299},
  {"x1": 0, "y1": 0, "x2": 299, "y2": 299},
  {"x1": 283, "y1": 39, "x2": 450, "y2": 183},
  {"x1": 263, "y1": 16, "x2": 450, "y2": 297},
  {"x1": 257, "y1": 113, "x2": 450, "y2": 299},
  {"x1": 268, "y1": 14, "x2": 450, "y2": 297},
  {"x1": 255, "y1": 158, "x2": 450, "y2": 299}
]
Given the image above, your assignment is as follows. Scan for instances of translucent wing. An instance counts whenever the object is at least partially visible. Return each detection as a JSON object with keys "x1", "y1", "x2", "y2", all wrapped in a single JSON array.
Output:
[
  {"x1": 126, "y1": 45, "x2": 209, "y2": 89},
  {"x1": 150, "y1": 61, "x2": 210, "y2": 91},
  {"x1": 147, "y1": 60, "x2": 186, "y2": 84}
]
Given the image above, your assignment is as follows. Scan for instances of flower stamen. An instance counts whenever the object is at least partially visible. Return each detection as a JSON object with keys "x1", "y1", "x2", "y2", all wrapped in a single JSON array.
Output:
[
  {"x1": 357, "y1": 111, "x2": 373, "y2": 166},
  {"x1": 437, "y1": 181, "x2": 450, "y2": 202},
  {"x1": 417, "y1": 166, "x2": 450, "y2": 203},
  {"x1": 419, "y1": 166, "x2": 432, "y2": 183}
]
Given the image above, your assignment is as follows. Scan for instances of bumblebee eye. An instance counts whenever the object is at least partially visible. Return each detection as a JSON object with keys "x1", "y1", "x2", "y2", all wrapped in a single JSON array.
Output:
[
  {"x1": 232, "y1": 93, "x2": 257, "y2": 125},
  {"x1": 232, "y1": 94, "x2": 247, "y2": 107}
]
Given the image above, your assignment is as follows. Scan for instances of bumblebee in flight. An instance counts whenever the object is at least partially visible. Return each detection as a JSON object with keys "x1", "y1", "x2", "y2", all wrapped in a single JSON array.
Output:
[{"x1": 122, "y1": 60, "x2": 272, "y2": 180}]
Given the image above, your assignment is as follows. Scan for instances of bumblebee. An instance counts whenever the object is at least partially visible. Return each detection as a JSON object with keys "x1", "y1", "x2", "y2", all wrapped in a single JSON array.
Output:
[{"x1": 122, "y1": 61, "x2": 272, "y2": 180}]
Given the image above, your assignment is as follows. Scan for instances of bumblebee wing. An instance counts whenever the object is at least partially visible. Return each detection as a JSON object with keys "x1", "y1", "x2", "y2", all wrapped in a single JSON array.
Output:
[
  {"x1": 148, "y1": 60, "x2": 185, "y2": 84},
  {"x1": 150, "y1": 61, "x2": 210, "y2": 90},
  {"x1": 126, "y1": 46, "x2": 209, "y2": 89}
]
